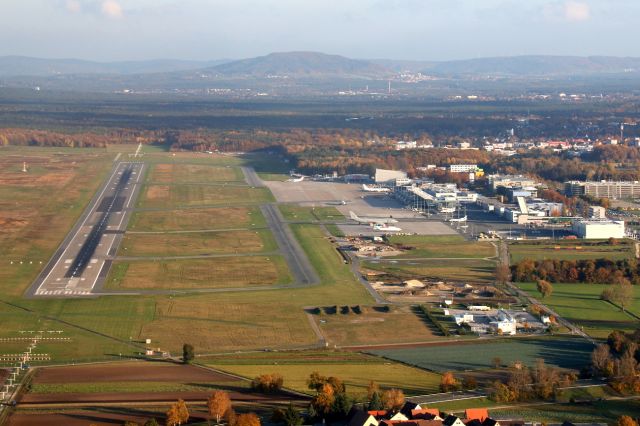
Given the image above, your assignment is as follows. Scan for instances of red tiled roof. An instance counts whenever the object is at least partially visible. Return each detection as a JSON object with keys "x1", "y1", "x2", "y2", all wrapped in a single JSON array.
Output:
[{"x1": 465, "y1": 409, "x2": 489, "y2": 422}]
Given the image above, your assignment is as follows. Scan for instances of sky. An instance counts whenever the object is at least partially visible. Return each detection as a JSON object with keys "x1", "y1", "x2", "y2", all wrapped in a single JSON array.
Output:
[{"x1": 1, "y1": 0, "x2": 639, "y2": 62}]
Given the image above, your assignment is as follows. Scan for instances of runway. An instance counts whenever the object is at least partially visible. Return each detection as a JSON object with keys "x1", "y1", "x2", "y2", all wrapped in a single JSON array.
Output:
[{"x1": 27, "y1": 161, "x2": 145, "y2": 297}]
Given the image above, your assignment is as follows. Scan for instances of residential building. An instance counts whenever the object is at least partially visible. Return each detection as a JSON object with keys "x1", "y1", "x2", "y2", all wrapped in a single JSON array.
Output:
[
  {"x1": 564, "y1": 181, "x2": 640, "y2": 199},
  {"x1": 588, "y1": 206, "x2": 607, "y2": 219}
]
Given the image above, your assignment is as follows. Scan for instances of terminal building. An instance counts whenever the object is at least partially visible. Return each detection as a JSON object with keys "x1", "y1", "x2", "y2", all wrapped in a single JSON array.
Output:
[
  {"x1": 565, "y1": 181, "x2": 640, "y2": 199},
  {"x1": 571, "y1": 219, "x2": 625, "y2": 239},
  {"x1": 375, "y1": 168, "x2": 408, "y2": 185}
]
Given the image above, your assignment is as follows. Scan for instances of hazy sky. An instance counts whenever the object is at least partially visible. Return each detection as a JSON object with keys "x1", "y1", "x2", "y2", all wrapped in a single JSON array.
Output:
[{"x1": 2, "y1": 0, "x2": 639, "y2": 61}]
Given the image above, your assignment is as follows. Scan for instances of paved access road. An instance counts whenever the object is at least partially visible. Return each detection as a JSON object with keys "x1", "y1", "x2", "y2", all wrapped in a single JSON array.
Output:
[{"x1": 27, "y1": 162, "x2": 145, "y2": 298}]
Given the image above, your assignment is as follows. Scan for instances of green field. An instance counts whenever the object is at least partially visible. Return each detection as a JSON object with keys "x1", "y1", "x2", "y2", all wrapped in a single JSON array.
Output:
[
  {"x1": 128, "y1": 206, "x2": 267, "y2": 231},
  {"x1": 363, "y1": 258, "x2": 496, "y2": 282},
  {"x1": 369, "y1": 337, "x2": 593, "y2": 372},
  {"x1": 106, "y1": 255, "x2": 292, "y2": 290},
  {"x1": 509, "y1": 240, "x2": 635, "y2": 263},
  {"x1": 118, "y1": 229, "x2": 277, "y2": 257},
  {"x1": 387, "y1": 235, "x2": 496, "y2": 259},
  {"x1": 147, "y1": 163, "x2": 244, "y2": 183},
  {"x1": 206, "y1": 351, "x2": 441, "y2": 396},
  {"x1": 139, "y1": 184, "x2": 274, "y2": 208},
  {"x1": 518, "y1": 282, "x2": 640, "y2": 338},
  {"x1": 279, "y1": 205, "x2": 344, "y2": 222}
]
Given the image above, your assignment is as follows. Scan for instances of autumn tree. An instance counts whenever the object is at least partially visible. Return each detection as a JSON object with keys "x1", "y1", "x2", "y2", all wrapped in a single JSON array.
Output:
[
  {"x1": 536, "y1": 280, "x2": 553, "y2": 298},
  {"x1": 312, "y1": 383, "x2": 335, "y2": 416},
  {"x1": 236, "y1": 413, "x2": 261, "y2": 426},
  {"x1": 182, "y1": 343, "x2": 194, "y2": 364},
  {"x1": 226, "y1": 409, "x2": 238, "y2": 426},
  {"x1": 618, "y1": 416, "x2": 638, "y2": 426},
  {"x1": 143, "y1": 419, "x2": 159, "y2": 426},
  {"x1": 282, "y1": 403, "x2": 303, "y2": 426},
  {"x1": 591, "y1": 343, "x2": 614, "y2": 377},
  {"x1": 439, "y1": 371, "x2": 460, "y2": 392},
  {"x1": 495, "y1": 264, "x2": 511, "y2": 286},
  {"x1": 602, "y1": 283, "x2": 634, "y2": 312},
  {"x1": 252, "y1": 373, "x2": 284, "y2": 393},
  {"x1": 382, "y1": 388, "x2": 405, "y2": 412},
  {"x1": 491, "y1": 357, "x2": 502, "y2": 368},
  {"x1": 207, "y1": 390, "x2": 232, "y2": 424},
  {"x1": 366, "y1": 380, "x2": 380, "y2": 401},
  {"x1": 166, "y1": 399, "x2": 189, "y2": 426}
]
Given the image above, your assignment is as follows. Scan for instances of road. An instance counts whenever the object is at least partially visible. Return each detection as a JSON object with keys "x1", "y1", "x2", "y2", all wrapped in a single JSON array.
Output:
[{"x1": 27, "y1": 161, "x2": 145, "y2": 298}]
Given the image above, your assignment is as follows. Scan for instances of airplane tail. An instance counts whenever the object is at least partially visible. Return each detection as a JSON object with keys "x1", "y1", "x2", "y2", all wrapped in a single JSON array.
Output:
[{"x1": 349, "y1": 211, "x2": 359, "y2": 221}]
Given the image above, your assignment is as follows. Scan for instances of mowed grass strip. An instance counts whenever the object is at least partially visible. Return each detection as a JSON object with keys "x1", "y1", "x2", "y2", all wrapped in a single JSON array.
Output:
[
  {"x1": 363, "y1": 258, "x2": 496, "y2": 282},
  {"x1": 279, "y1": 205, "x2": 344, "y2": 222},
  {"x1": 128, "y1": 206, "x2": 266, "y2": 231},
  {"x1": 387, "y1": 235, "x2": 495, "y2": 259},
  {"x1": 147, "y1": 163, "x2": 244, "y2": 184},
  {"x1": 211, "y1": 362, "x2": 441, "y2": 396},
  {"x1": 316, "y1": 305, "x2": 439, "y2": 346},
  {"x1": 518, "y1": 282, "x2": 640, "y2": 338},
  {"x1": 106, "y1": 256, "x2": 292, "y2": 290},
  {"x1": 139, "y1": 184, "x2": 273, "y2": 208},
  {"x1": 118, "y1": 229, "x2": 277, "y2": 257},
  {"x1": 369, "y1": 337, "x2": 593, "y2": 373},
  {"x1": 509, "y1": 240, "x2": 635, "y2": 263}
]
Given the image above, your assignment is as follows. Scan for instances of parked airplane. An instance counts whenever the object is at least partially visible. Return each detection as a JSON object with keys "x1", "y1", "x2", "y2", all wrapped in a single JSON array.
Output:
[
  {"x1": 448, "y1": 215, "x2": 468, "y2": 223},
  {"x1": 286, "y1": 176, "x2": 305, "y2": 182},
  {"x1": 372, "y1": 223, "x2": 402, "y2": 232},
  {"x1": 362, "y1": 184, "x2": 391, "y2": 193},
  {"x1": 349, "y1": 211, "x2": 398, "y2": 225}
]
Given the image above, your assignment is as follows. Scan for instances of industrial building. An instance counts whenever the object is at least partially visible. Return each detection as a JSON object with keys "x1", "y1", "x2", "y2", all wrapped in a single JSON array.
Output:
[
  {"x1": 571, "y1": 219, "x2": 625, "y2": 239},
  {"x1": 588, "y1": 206, "x2": 607, "y2": 219},
  {"x1": 565, "y1": 181, "x2": 640, "y2": 199},
  {"x1": 487, "y1": 174, "x2": 537, "y2": 193},
  {"x1": 375, "y1": 168, "x2": 408, "y2": 184}
]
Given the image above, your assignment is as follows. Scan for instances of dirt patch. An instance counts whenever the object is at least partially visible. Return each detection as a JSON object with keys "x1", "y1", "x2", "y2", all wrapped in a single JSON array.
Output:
[
  {"x1": 32, "y1": 362, "x2": 238, "y2": 384},
  {"x1": 7, "y1": 410, "x2": 207, "y2": 426},
  {"x1": 145, "y1": 185, "x2": 169, "y2": 200},
  {"x1": 21, "y1": 390, "x2": 278, "y2": 404}
]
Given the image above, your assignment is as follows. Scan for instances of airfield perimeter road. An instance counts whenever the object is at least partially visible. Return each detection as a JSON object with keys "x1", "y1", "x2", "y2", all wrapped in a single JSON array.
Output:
[{"x1": 27, "y1": 161, "x2": 145, "y2": 298}]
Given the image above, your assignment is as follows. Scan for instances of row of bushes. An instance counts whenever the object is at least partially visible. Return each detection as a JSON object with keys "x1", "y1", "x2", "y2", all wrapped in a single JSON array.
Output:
[
  {"x1": 308, "y1": 305, "x2": 391, "y2": 315},
  {"x1": 418, "y1": 305, "x2": 450, "y2": 337}
]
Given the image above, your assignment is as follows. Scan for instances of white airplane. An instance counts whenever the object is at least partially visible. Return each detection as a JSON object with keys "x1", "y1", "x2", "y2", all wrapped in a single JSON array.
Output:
[
  {"x1": 362, "y1": 184, "x2": 391, "y2": 193},
  {"x1": 448, "y1": 215, "x2": 468, "y2": 223},
  {"x1": 286, "y1": 176, "x2": 305, "y2": 182},
  {"x1": 372, "y1": 223, "x2": 402, "y2": 232},
  {"x1": 350, "y1": 211, "x2": 398, "y2": 225}
]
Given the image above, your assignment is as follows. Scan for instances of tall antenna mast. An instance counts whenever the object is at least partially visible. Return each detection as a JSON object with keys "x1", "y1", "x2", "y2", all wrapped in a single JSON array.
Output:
[
  {"x1": 388, "y1": 80, "x2": 391, "y2": 95},
  {"x1": 22, "y1": 162, "x2": 27, "y2": 173}
]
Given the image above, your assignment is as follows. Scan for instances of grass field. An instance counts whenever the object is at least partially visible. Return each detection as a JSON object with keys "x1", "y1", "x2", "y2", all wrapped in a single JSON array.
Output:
[
  {"x1": 106, "y1": 255, "x2": 292, "y2": 290},
  {"x1": 139, "y1": 184, "x2": 274, "y2": 208},
  {"x1": 518, "y1": 282, "x2": 640, "y2": 338},
  {"x1": 314, "y1": 305, "x2": 440, "y2": 346},
  {"x1": 509, "y1": 240, "x2": 635, "y2": 263},
  {"x1": 206, "y1": 351, "x2": 441, "y2": 397},
  {"x1": 387, "y1": 235, "x2": 496, "y2": 259},
  {"x1": 363, "y1": 258, "x2": 496, "y2": 282},
  {"x1": 147, "y1": 163, "x2": 244, "y2": 183},
  {"x1": 279, "y1": 205, "x2": 344, "y2": 222},
  {"x1": 128, "y1": 206, "x2": 267, "y2": 231},
  {"x1": 369, "y1": 337, "x2": 593, "y2": 372},
  {"x1": 118, "y1": 229, "x2": 277, "y2": 257}
]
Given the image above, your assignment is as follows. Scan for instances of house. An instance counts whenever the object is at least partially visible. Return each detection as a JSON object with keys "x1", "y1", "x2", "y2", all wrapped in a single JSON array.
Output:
[
  {"x1": 349, "y1": 411, "x2": 380, "y2": 426},
  {"x1": 411, "y1": 409, "x2": 442, "y2": 420},
  {"x1": 369, "y1": 411, "x2": 408, "y2": 421},
  {"x1": 400, "y1": 402, "x2": 422, "y2": 418},
  {"x1": 465, "y1": 409, "x2": 489, "y2": 422},
  {"x1": 443, "y1": 415, "x2": 466, "y2": 426}
]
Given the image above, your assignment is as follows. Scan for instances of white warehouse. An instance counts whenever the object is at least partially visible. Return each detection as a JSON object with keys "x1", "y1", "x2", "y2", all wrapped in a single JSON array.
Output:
[{"x1": 572, "y1": 219, "x2": 625, "y2": 239}]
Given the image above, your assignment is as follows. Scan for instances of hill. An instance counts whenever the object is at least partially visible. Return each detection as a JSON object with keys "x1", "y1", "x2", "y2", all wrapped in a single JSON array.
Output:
[{"x1": 209, "y1": 51, "x2": 391, "y2": 78}]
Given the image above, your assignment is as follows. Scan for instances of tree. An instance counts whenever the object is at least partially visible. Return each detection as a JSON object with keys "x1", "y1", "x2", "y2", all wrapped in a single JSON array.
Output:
[
  {"x1": 252, "y1": 373, "x2": 284, "y2": 393},
  {"x1": 312, "y1": 383, "x2": 335, "y2": 415},
  {"x1": 143, "y1": 420, "x2": 159, "y2": 426},
  {"x1": 382, "y1": 388, "x2": 405, "y2": 412},
  {"x1": 602, "y1": 283, "x2": 634, "y2": 312},
  {"x1": 439, "y1": 371, "x2": 460, "y2": 392},
  {"x1": 166, "y1": 399, "x2": 189, "y2": 426},
  {"x1": 491, "y1": 357, "x2": 502, "y2": 368},
  {"x1": 207, "y1": 390, "x2": 231, "y2": 424},
  {"x1": 488, "y1": 380, "x2": 516, "y2": 403},
  {"x1": 536, "y1": 280, "x2": 553, "y2": 298},
  {"x1": 236, "y1": 413, "x2": 261, "y2": 426},
  {"x1": 462, "y1": 376, "x2": 478, "y2": 390},
  {"x1": 618, "y1": 416, "x2": 638, "y2": 426},
  {"x1": 368, "y1": 391, "x2": 383, "y2": 411},
  {"x1": 495, "y1": 264, "x2": 511, "y2": 285},
  {"x1": 182, "y1": 343, "x2": 194, "y2": 364},
  {"x1": 332, "y1": 392, "x2": 353, "y2": 418},
  {"x1": 366, "y1": 380, "x2": 380, "y2": 401},
  {"x1": 226, "y1": 409, "x2": 238, "y2": 426},
  {"x1": 124, "y1": 422, "x2": 139, "y2": 426},
  {"x1": 282, "y1": 403, "x2": 303, "y2": 426},
  {"x1": 591, "y1": 344, "x2": 614, "y2": 377}
]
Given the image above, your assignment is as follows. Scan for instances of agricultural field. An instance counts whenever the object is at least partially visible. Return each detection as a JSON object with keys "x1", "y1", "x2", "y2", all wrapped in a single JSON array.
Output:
[
  {"x1": 362, "y1": 258, "x2": 496, "y2": 283},
  {"x1": 106, "y1": 255, "x2": 292, "y2": 290},
  {"x1": 369, "y1": 337, "x2": 593, "y2": 372},
  {"x1": 147, "y1": 163, "x2": 244, "y2": 183},
  {"x1": 118, "y1": 229, "x2": 277, "y2": 257},
  {"x1": 509, "y1": 239, "x2": 635, "y2": 263},
  {"x1": 128, "y1": 206, "x2": 267, "y2": 231},
  {"x1": 206, "y1": 350, "x2": 441, "y2": 397},
  {"x1": 386, "y1": 235, "x2": 496, "y2": 259},
  {"x1": 517, "y1": 282, "x2": 640, "y2": 338},
  {"x1": 312, "y1": 305, "x2": 440, "y2": 347},
  {"x1": 138, "y1": 184, "x2": 274, "y2": 208}
]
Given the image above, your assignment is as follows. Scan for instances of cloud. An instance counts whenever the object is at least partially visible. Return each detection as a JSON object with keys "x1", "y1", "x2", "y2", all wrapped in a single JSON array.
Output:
[
  {"x1": 564, "y1": 1, "x2": 590, "y2": 22},
  {"x1": 101, "y1": 0, "x2": 123, "y2": 18},
  {"x1": 65, "y1": 0, "x2": 81, "y2": 13}
]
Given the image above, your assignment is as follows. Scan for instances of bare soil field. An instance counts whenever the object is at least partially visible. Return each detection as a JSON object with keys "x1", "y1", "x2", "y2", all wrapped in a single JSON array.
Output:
[
  {"x1": 7, "y1": 411, "x2": 174, "y2": 426},
  {"x1": 128, "y1": 206, "x2": 266, "y2": 231},
  {"x1": 31, "y1": 362, "x2": 237, "y2": 384},
  {"x1": 20, "y1": 390, "x2": 280, "y2": 404}
]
